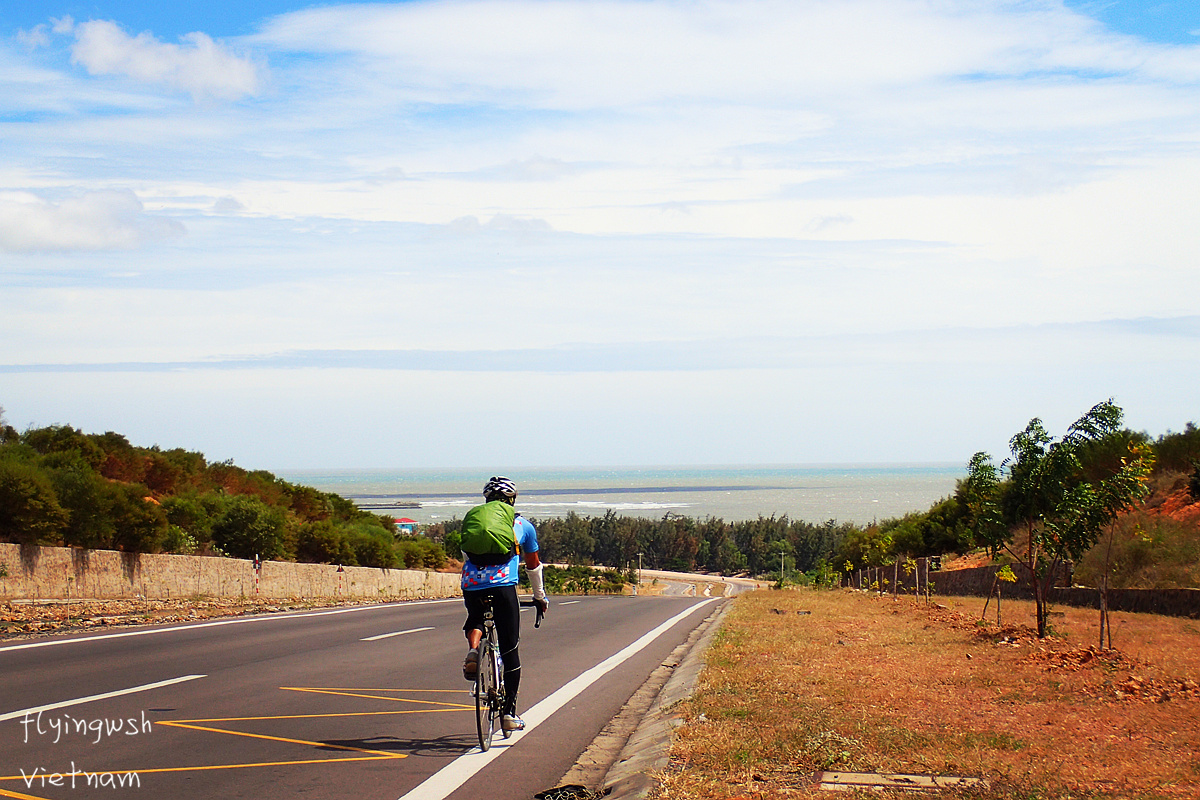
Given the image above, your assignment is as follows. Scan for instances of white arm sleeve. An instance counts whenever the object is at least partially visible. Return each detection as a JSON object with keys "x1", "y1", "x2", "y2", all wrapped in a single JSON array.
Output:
[{"x1": 528, "y1": 563, "x2": 546, "y2": 601}]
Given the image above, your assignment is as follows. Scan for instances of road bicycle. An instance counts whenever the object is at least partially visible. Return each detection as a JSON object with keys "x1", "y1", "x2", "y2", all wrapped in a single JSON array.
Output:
[{"x1": 475, "y1": 596, "x2": 544, "y2": 751}]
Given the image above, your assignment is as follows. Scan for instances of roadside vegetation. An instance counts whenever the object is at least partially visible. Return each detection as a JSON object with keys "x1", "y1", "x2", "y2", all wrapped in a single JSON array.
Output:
[
  {"x1": 433, "y1": 404, "x2": 1200, "y2": 600},
  {"x1": 660, "y1": 588, "x2": 1200, "y2": 799},
  {"x1": 658, "y1": 405, "x2": 1198, "y2": 797},
  {"x1": 2, "y1": 400, "x2": 1196, "y2": 592},
  {"x1": 1072, "y1": 467, "x2": 1200, "y2": 590},
  {"x1": 959, "y1": 401, "x2": 1156, "y2": 637},
  {"x1": 0, "y1": 408, "x2": 445, "y2": 570},
  {"x1": 540, "y1": 564, "x2": 636, "y2": 594},
  {"x1": 839, "y1": 408, "x2": 1199, "y2": 598}
]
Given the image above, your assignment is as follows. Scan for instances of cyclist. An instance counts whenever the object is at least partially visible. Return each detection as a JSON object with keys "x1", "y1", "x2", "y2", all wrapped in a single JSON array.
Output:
[{"x1": 460, "y1": 476, "x2": 548, "y2": 732}]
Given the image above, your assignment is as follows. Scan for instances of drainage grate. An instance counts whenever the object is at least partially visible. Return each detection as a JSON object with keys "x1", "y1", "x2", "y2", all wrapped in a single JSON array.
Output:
[
  {"x1": 534, "y1": 785, "x2": 609, "y2": 800},
  {"x1": 818, "y1": 771, "x2": 988, "y2": 793}
]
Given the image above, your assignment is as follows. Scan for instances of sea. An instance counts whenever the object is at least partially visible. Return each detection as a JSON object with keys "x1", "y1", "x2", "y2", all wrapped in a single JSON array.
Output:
[{"x1": 274, "y1": 464, "x2": 966, "y2": 527}]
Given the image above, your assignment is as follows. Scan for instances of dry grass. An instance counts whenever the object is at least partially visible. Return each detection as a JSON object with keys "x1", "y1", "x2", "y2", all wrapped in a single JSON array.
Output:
[{"x1": 657, "y1": 589, "x2": 1200, "y2": 800}]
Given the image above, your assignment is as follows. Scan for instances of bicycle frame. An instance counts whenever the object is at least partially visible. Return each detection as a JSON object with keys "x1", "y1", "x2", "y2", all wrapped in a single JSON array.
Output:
[
  {"x1": 472, "y1": 595, "x2": 544, "y2": 751},
  {"x1": 475, "y1": 602, "x2": 508, "y2": 751}
]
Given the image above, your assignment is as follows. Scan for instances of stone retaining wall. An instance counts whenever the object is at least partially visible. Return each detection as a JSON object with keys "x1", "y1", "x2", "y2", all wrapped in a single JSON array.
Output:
[
  {"x1": 848, "y1": 558, "x2": 1200, "y2": 619},
  {"x1": 0, "y1": 543, "x2": 460, "y2": 602},
  {"x1": 1049, "y1": 586, "x2": 1200, "y2": 617}
]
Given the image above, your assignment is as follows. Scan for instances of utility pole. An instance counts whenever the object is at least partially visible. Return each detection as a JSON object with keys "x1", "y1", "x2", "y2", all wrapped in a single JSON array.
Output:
[{"x1": 780, "y1": 551, "x2": 785, "y2": 586}]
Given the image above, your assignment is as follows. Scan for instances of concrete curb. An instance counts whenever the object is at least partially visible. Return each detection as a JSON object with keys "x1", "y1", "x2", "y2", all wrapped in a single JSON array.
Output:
[{"x1": 554, "y1": 599, "x2": 732, "y2": 800}]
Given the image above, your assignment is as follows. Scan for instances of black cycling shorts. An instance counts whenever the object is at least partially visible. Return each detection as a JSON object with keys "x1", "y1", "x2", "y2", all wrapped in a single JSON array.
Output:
[{"x1": 463, "y1": 584, "x2": 521, "y2": 665}]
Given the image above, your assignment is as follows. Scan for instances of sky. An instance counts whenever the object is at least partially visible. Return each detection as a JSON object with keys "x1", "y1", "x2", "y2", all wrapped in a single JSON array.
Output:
[{"x1": 2, "y1": 0, "x2": 1199, "y2": 471}]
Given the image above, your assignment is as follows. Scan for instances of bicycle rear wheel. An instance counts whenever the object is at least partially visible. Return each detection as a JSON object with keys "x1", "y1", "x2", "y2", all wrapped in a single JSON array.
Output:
[{"x1": 475, "y1": 639, "x2": 498, "y2": 750}]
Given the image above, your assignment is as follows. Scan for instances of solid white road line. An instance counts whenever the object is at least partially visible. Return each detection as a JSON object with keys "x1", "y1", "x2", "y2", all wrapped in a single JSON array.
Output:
[
  {"x1": 0, "y1": 599, "x2": 459, "y2": 654},
  {"x1": 396, "y1": 598, "x2": 720, "y2": 800},
  {"x1": 558, "y1": 601, "x2": 581, "y2": 606},
  {"x1": 361, "y1": 626, "x2": 435, "y2": 641},
  {"x1": 0, "y1": 674, "x2": 207, "y2": 722}
]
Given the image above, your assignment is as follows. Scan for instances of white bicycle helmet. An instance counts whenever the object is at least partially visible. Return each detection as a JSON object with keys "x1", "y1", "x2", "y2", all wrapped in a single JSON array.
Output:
[{"x1": 483, "y1": 476, "x2": 517, "y2": 501}]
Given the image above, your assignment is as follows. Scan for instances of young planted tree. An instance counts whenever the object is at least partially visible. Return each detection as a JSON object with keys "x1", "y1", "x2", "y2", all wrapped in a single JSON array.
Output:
[{"x1": 962, "y1": 400, "x2": 1154, "y2": 638}]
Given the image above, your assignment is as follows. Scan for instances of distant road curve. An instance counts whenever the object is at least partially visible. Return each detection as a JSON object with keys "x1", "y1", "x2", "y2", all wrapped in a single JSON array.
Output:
[
  {"x1": 552, "y1": 564, "x2": 766, "y2": 597},
  {"x1": 635, "y1": 568, "x2": 766, "y2": 596}
]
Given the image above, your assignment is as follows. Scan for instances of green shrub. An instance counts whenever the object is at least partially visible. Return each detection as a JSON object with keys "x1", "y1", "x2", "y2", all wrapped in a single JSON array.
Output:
[
  {"x1": 161, "y1": 493, "x2": 216, "y2": 548},
  {"x1": 1155, "y1": 423, "x2": 1200, "y2": 474},
  {"x1": 539, "y1": 564, "x2": 626, "y2": 594},
  {"x1": 107, "y1": 483, "x2": 169, "y2": 553},
  {"x1": 1075, "y1": 512, "x2": 1200, "y2": 589},
  {"x1": 346, "y1": 525, "x2": 398, "y2": 569},
  {"x1": 0, "y1": 459, "x2": 69, "y2": 545},
  {"x1": 22, "y1": 425, "x2": 105, "y2": 470},
  {"x1": 49, "y1": 465, "x2": 118, "y2": 549},
  {"x1": 296, "y1": 520, "x2": 356, "y2": 565},
  {"x1": 162, "y1": 524, "x2": 197, "y2": 555},
  {"x1": 211, "y1": 495, "x2": 286, "y2": 560},
  {"x1": 395, "y1": 535, "x2": 447, "y2": 570}
]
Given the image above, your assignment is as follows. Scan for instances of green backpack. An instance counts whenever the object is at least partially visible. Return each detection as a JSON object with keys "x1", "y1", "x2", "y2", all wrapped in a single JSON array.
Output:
[{"x1": 460, "y1": 500, "x2": 517, "y2": 566}]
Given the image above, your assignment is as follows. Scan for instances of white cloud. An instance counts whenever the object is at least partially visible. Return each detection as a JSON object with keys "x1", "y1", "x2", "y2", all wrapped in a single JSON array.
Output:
[
  {"x1": 482, "y1": 214, "x2": 553, "y2": 232},
  {"x1": 806, "y1": 214, "x2": 854, "y2": 232},
  {"x1": 201, "y1": 0, "x2": 1200, "y2": 239},
  {"x1": 440, "y1": 213, "x2": 554, "y2": 235},
  {"x1": 5, "y1": 338, "x2": 1197, "y2": 468},
  {"x1": 254, "y1": 0, "x2": 1200, "y2": 109},
  {"x1": 16, "y1": 24, "x2": 51, "y2": 49},
  {"x1": 4, "y1": 0, "x2": 1200, "y2": 469},
  {"x1": 63, "y1": 18, "x2": 261, "y2": 100},
  {"x1": 477, "y1": 157, "x2": 580, "y2": 182},
  {"x1": 0, "y1": 190, "x2": 185, "y2": 253},
  {"x1": 211, "y1": 196, "x2": 246, "y2": 214}
]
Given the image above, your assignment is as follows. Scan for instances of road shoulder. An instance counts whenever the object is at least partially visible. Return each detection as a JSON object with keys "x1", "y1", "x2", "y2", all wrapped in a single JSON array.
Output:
[{"x1": 552, "y1": 598, "x2": 732, "y2": 799}]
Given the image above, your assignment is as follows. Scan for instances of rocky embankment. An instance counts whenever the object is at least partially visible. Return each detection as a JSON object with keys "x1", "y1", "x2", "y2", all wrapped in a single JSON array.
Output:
[{"x1": 0, "y1": 596, "x2": 371, "y2": 640}]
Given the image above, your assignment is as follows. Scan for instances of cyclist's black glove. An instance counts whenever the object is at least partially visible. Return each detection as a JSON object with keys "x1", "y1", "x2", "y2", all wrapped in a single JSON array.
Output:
[{"x1": 533, "y1": 597, "x2": 549, "y2": 615}]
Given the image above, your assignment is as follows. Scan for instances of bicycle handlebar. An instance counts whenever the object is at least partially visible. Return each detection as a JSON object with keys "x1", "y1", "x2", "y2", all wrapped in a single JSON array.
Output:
[{"x1": 519, "y1": 598, "x2": 546, "y2": 628}]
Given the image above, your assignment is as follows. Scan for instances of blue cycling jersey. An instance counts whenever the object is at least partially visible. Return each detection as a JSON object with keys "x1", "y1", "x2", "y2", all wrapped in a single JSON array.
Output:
[{"x1": 461, "y1": 515, "x2": 539, "y2": 591}]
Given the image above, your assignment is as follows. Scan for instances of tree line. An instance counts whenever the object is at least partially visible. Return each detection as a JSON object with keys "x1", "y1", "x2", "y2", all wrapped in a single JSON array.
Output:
[
  {"x1": 834, "y1": 409, "x2": 1198, "y2": 581},
  {"x1": 429, "y1": 510, "x2": 857, "y2": 579},
  {"x1": 428, "y1": 406, "x2": 1199, "y2": 588},
  {"x1": 3, "y1": 404, "x2": 1196, "y2": 590},
  {"x1": 0, "y1": 412, "x2": 445, "y2": 570},
  {"x1": 959, "y1": 401, "x2": 1197, "y2": 637}
]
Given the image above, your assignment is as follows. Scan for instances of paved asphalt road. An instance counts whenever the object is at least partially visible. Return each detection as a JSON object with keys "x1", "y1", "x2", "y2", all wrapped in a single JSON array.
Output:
[{"x1": 0, "y1": 595, "x2": 722, "y2": 800}]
